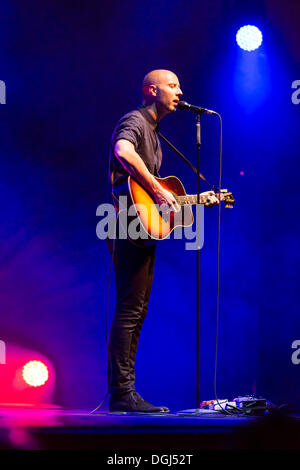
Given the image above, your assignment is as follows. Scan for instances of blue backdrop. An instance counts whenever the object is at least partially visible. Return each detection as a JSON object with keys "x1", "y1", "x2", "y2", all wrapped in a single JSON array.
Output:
[{"x1": 0, "y1": 0, "x2": 299, "y2": 411}]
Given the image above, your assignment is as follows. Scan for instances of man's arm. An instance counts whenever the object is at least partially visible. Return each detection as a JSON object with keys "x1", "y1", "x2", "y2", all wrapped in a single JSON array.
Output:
[{"x1": 114, "y1": 139, "x2": 180, "y2": 212}]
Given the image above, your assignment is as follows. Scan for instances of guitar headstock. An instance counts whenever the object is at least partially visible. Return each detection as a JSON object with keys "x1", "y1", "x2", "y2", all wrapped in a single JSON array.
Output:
[{"x1": 217, "y1": 189, "x2": 235, "y2": 208}]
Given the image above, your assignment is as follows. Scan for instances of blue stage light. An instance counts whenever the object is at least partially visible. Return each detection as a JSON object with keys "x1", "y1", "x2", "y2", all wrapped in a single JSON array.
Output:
[{"x1": 236, "y1": 25, "x2": 263, "y2": 51}]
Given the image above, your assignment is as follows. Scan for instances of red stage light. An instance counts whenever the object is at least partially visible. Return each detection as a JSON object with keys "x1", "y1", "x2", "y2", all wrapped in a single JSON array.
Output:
[
  {"x1": 0, "y1": 343, "x2": 55, "y2": 405},
  {"x1": 22, "y1": 360, "x2": 49, "y2": 387}
]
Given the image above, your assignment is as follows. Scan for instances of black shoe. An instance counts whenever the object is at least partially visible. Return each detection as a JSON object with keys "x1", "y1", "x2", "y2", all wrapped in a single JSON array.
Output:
[
  {"x1": 109, "y1": 391, "x2": 169, "y2": 413},
  {"x1": 133, "y1": 392, "x2": 170, "y2": 413}
]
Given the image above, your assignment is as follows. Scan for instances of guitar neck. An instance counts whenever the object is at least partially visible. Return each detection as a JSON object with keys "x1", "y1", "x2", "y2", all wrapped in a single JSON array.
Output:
[{"x1": 175, "y1": 193, "x2": 225, "y2": 206}]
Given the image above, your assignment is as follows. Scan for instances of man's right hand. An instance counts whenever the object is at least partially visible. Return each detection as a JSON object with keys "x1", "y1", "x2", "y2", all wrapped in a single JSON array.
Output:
[{"x1": 153, "y1": 187, "x2": 181, "y2": 214}]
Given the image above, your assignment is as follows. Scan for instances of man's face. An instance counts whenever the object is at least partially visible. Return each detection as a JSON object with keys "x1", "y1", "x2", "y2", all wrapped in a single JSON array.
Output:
[{"x1": 154, "y1": 72, "x2": 183, "y2": 114}]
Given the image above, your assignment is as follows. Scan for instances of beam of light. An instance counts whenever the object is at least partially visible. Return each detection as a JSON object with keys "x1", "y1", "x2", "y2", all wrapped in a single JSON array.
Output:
[{"x1": 236, "y1": 25, "x2": 263, "y2": 52}]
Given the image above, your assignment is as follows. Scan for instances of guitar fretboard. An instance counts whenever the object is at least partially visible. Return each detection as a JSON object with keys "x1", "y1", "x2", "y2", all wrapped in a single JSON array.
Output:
[{"x1": 175, "y1": 194, "x2": 224, "y2": 205}]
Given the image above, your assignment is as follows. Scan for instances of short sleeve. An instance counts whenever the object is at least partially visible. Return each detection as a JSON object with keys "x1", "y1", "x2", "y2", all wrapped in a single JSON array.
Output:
[{"x1": 111, "y1": 111, "x2": 144, "y2": 151}]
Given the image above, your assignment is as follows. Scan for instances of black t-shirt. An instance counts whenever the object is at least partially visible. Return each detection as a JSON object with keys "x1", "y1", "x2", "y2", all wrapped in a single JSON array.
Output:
[{"x1": 108, "y1": 106, "x2": 162, "y2": 187}]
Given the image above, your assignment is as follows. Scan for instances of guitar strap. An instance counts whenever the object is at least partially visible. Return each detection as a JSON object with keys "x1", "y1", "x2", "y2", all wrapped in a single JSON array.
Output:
[{"x1": 156, "y1": 130, "x2": 214, "y2": 190}]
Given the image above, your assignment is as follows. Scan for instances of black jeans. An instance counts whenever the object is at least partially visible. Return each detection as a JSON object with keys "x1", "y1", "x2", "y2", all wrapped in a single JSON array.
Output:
[{"x1": 107, "y1": 236, "x2": 156, "y2": 395}]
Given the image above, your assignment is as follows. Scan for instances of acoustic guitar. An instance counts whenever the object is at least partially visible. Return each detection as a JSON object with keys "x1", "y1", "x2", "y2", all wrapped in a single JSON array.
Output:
[{"x1": 112, "y1": 175, "x2": 235, "y2": 243}]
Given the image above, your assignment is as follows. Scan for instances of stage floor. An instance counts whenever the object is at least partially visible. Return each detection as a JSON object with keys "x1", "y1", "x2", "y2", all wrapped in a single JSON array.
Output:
[{"x1": 0, "y1": 405, "x2": 300, "y2": 451}]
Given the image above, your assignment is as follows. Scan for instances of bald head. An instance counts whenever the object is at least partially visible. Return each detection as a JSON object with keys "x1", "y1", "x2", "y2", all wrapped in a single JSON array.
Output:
[
  {"x1": 141, "y1": 69, "x2": 182, "y2": 119},
  {"x1": 142, "y1": 69, "x2": 179, "y2": 99}
]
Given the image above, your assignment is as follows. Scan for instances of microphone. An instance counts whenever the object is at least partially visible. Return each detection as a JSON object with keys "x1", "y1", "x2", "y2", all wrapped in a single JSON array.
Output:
[{"x1": 177, "y1": 100, "x2": 218, "y2": 115}]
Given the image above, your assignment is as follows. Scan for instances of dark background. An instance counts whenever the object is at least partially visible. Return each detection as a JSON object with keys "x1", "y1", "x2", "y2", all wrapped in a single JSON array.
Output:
[{"x1": 0, "y1": 0, "x2": 299, "y2": 411}]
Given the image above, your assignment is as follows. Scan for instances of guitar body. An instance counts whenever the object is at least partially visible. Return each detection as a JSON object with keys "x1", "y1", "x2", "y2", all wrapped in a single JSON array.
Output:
[
  {"x1": 129, "y1": 175, "x2": 194, "y2": 240},
  {"x1": 112, "y1": 175, "x2": 194, "y2": 245}
]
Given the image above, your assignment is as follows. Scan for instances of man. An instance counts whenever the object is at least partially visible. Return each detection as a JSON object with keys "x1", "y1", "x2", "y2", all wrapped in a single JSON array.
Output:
[{"x1": 107, "y1": 69, "x2": 218, "y2": 413}]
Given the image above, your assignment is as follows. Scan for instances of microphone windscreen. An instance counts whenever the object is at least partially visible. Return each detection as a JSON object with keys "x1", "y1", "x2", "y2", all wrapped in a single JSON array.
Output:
[{"x1": 177, "y1": 101, "x2": 190, "y2": 110}]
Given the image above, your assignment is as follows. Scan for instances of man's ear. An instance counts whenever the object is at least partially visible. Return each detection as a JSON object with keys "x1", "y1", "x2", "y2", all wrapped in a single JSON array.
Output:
[
  {"x1": 148, "y1": 84, "x2": 157, "y2": 96},
  {"x1": 142, "y1": 84, "x2": 157, "y2": 102}
]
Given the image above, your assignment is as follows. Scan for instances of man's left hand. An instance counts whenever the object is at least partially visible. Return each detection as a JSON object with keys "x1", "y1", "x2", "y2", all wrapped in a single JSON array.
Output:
[{"x1": 200, "y1": 191, "x2": 219, "y2": 208}]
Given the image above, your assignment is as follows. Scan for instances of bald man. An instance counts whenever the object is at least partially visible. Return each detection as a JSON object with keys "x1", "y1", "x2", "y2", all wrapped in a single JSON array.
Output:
[{"x1": 107, "y1": 70, "x2": 217, "y2": 413}]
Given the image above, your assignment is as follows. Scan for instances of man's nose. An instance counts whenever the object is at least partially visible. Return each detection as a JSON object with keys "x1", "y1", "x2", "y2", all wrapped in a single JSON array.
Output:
[{"x1": 177, "y1": 87, "x2": 183, "y2": 96}]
